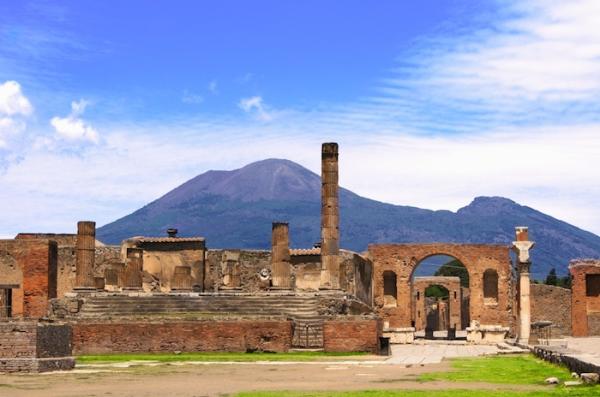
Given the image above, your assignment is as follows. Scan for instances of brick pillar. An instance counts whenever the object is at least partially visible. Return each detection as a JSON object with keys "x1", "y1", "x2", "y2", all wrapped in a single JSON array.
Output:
[
  {"x1": 123, "y1": 248, "x2": 143, "y2": 290},
  {"x1": 320, "y1": 142, "x2": 340, "y2": 289},
  {"x1": 512, "y1": 226, "x2": 534, "y2": 344},
  {"x1": 75, "y1": 221, "x2": 96, "y2": 290},
  {"x1": 271, "y1": 222, "x2": 292, "y2": 289}
]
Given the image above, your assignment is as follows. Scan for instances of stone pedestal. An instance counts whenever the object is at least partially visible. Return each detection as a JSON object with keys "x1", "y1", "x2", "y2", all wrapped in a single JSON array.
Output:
[
  {"x1": 383, "y1": 327, "x2": 415, "y2": 344},
  {"x1": 320, "y1": 142, "x2": 340, "y2": 289},
  {"x1": 271, "y1": 222, "x2": 292, "y2": 289},
  {"x1": 75, "y1": 221, "x2": 96, "y2": 290},
  {"x1": 466, "y1": 322, "x2": 509, "y2": 344}
]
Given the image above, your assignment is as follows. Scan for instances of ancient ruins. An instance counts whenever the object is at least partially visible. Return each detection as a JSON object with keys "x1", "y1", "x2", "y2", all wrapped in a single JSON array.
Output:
[{"x1": 1, "y1": 142, "x2": 599, "y2": 372}]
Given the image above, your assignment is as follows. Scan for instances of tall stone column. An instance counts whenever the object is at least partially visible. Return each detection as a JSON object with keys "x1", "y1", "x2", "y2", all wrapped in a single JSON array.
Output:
[
  {"x1": 512, "y1": 226, "x2": 534, "y2": 345},
  {"x1": 75, "y1": 221, "x2": 96, "y2": 290},
  {"x1": 320, "y1": 142, "x2": 340, "y2": 289},
  {"x1": 271, "y1": 222, "x2": 292, "y2": 289}
]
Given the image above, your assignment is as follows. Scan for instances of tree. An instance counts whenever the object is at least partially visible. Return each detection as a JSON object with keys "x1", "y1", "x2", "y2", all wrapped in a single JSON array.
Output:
[
  {"x1": 434, "y1": 259, "x2": 469, "y2": 288},
  {"x1": 545, "y1": 268, "x2": 558, "y2": 286}
]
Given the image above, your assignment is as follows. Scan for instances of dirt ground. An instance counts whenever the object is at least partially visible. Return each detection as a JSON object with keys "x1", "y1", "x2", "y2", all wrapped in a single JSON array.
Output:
[{"x1": 0, "y1": 360, "x2": 545, "y2": 397}]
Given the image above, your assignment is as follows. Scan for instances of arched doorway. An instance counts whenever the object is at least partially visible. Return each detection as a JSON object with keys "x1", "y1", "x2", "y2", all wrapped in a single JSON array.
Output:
[
  {"x1": 370, "y1": 243, "x2": 514, "y2": 333},
  {"x1": 411, "y1": 254, "x2": 470, "y2": 339}
]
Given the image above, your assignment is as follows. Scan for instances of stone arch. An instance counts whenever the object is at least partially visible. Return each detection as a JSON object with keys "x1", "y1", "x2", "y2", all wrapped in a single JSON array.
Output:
[{"x1": 369, "y1": 243, "x2": 513, "y2": 330}]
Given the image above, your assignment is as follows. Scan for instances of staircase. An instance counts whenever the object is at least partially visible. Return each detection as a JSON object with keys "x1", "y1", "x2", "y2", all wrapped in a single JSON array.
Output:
[{"x1": 76, "y1": 293, "x2": 323, "y2": 319}]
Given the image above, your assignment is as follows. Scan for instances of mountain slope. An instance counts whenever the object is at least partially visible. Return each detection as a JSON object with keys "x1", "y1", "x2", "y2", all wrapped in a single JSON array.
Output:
[{"x1": 97, "y1": 159, "x2": 600, "y2": 279}]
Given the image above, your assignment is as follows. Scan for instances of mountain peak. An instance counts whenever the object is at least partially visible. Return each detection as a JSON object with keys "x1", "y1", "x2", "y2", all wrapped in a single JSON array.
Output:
[
  {"x1": 458, "y1": 196, "x2": 518, "y2": 215},
  {"x1": 160, "y1": 158, "x2": 320, "y2": 204}
]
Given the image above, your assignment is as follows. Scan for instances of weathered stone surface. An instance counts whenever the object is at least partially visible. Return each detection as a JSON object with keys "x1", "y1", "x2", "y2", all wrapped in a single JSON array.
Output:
[
  {"x1": 323, "y1": 318, "x2": 380, "y2": 353},
  {"x1": 0, "y1": 239, "x2": 57, "y2": 318},
  {"x1": 71, "y1": 320, "x2": 293, "y2": 354},
  {"x1": 75, "y1": 221, "x2": 96, "y2": 289},
  {"x1": 581, "y1": 372, "x2": 599, "y2": 384},
  {"x1": 413, "y1": 277, "x2": 461, "y2": 331},
  {"x1": 531, "y1": 283, "x2": 572, "y2": 338},
  {"x1": 570, "y1": 260, "x2": 600, "y2": 336},
  {"x1": 369, "y1": 243, "x2": 514, "y2": 331},
  {"x1": 0, "y1": 320, "x2": 73, "y2": 373}
]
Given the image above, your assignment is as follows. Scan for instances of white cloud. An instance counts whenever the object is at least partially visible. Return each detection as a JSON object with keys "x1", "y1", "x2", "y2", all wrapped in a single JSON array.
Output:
[
  {"x1": 0, "y1": 117, "x2": 26, "y2": 147},
  {"x1": 239, "y1": 96, "x2": 272, "y2": 121},
  {"x1": 0, "y1": 80, "x2": 33, "y2": 116},
  {"x1": 0, "y1": 80, "x2": 32, "y2": 148},
  {"x1": 50, "y1": 100, "x2": 99, "y2": 144}
]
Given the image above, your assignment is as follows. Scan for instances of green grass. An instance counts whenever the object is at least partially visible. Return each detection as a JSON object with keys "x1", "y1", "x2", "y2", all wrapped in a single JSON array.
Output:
[
  {"x1": 76, "y1": 351, "x2": 367, "y2": 363},
  {"x1": 235, "y1": 355, "x2": 600, "y2": 397},
  {"x1": 419, "y1": 354, "x2": 571, "y2": 385}
]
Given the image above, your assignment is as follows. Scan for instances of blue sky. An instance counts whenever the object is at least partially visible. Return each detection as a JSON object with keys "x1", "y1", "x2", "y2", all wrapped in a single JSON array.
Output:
[{"x1": 1, "y1": 0, "x2": 600, "y2": 238}]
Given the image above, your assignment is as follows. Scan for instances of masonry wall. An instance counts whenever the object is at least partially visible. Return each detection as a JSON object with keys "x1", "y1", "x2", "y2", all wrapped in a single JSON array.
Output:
[
  {"x1": 369, "y1": 244, "x2": 514, "y2": 331},
  {"x1": 0, "y1": 239, "x2": 57, "y2": 318},
  {"x1": 205, "y1": 250, "x2": 272, "y2": 292},
  {"x1": 71, "y1": 320, "x2": 293, "y2": 354},
  {"x1": 530, "y1": 283, "x2": 571, "y2": 337},
  {"x1": 323, "y1": 318, "x2": 380, "y2": 353},
  {"x1": 570, "y1": 260, "x2": 600, "y2": 336},
  {"x1": 0, "y1": 320, "x2": 74, "y2": 373}
]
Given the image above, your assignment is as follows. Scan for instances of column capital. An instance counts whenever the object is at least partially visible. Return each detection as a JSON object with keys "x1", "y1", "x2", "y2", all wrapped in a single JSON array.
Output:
[{"x1": 512, "y1": 240, "x2": 535, "y2": 264}]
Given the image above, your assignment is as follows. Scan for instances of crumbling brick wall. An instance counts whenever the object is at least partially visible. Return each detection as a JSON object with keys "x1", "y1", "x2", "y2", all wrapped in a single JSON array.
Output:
[
  {"x1": 71, "y1": 319, "x2": 293, "y2": 354},
  {"x1": 570, "y1": 259, "x2": 600, "y2": 336},
  {"x1": 323, "y1": 318, "x2": 380, "y2": 353},
  {"x1": 205, "y1": 250, "x2": 271, "y2": 292},
  {"x1": 368, "y1": 244, "x2": 514, "y2": 331},
  {"x1": 0, "y1": 320, "x2": 73, "y2": 373},
  {"x1": 530, "y1": 283, "x2": 571, "y2": 337},
  {"x1": 0, "y1": 239, "x2": 57, "y2": 318}
]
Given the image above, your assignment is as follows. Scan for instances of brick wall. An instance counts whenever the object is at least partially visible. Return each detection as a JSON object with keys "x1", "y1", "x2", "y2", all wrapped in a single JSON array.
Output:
[
  {"x1": 530, "y1": 283, "x2": 571, "y2": 336},
  {"x1": 570, "y1": 260, "x2": 600, "y2": 336},
  {"x1": 323, "y1": 318, "x2": 380, "y2": 353},
  {"x1": 0, "y1": 321, "x2": 37, "y2": 358},
  {"x1": 369, "y1": 244, "x2": 514, "y2": 331},
  {"x1": 0, "y1": 239, "x2": 57, "y2": 318},
  {"x1": 71, "y1": 320, "x2": 293, "y2": 354},
  {"x1": 0, "y1": 320, "x2": 74, "y2": 373}
]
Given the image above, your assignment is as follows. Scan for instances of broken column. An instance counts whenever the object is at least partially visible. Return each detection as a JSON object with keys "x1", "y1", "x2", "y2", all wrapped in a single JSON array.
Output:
[
  {"x1": 75, "y1": 221, "x2": 96, "y2": 290},
  {"x1": 123, "y1": 248, "x2": 143, "y2": 290},
  {"x1": 512, "y1": 226, "x2": 534, "y2": 345},
  {"x1": 271, "y1": 222, "x2": 292, "y2": 289},
  {"x1": 320, "y1": 142, "x2": 340, "y2": 289}
]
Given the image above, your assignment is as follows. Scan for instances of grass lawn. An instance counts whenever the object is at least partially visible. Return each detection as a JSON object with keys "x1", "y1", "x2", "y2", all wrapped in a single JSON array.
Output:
[
  {"x1": 235, "y1": 355, "x2": 600, "y2": 397},
  {"x1": 77, "y1": 351, "x2": 368, "y2": 363},
  {"x1": 419, "y1": 354, "x2": 572, "y2": 384}
]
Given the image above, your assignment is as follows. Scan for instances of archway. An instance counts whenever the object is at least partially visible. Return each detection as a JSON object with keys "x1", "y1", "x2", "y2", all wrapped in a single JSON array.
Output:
[
  {"x1": 370, "y1": 243, "x2": 514, "y2": 332},
  {"x1": 411, "y1": 254, "x2": 470, "y2": 338}
]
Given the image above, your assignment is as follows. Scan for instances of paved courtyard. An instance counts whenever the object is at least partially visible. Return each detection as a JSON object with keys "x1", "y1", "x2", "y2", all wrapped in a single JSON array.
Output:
[{"x1": 387, "y1": 341, "x2": 505, "y2": 365}]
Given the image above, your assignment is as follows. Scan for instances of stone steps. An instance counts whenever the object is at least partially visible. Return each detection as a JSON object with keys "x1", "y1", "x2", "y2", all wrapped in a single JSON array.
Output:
[{"x1": 76, "y1": 294, "x2": 324, "y2": 319}]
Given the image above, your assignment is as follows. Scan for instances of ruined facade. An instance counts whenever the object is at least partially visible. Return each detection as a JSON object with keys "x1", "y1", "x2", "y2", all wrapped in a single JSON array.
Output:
[
  {"x1": 369, "y1": 244, "x2": 514, "y2": 330},
  {"x1": 570, "y1": 259, "x2": 600, "y2": 336},
  {"x1": 1, "y1": 141, "x2": 597, "y2": 372}
]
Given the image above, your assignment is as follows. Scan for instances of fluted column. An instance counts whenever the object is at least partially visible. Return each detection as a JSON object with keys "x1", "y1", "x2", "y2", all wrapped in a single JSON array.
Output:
[
  {"x1": 320, "y1": 142, "x2": 340, "y2": 289},
  {"x1": 271, "y1": 222, "x2": 292, "y2": 288},
  {"x1": 512, "y1": 226, "x2": 534, "y2": 345},
  {"x1": 75, "y1": 221, "x2": 96, "y2": 290}
]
